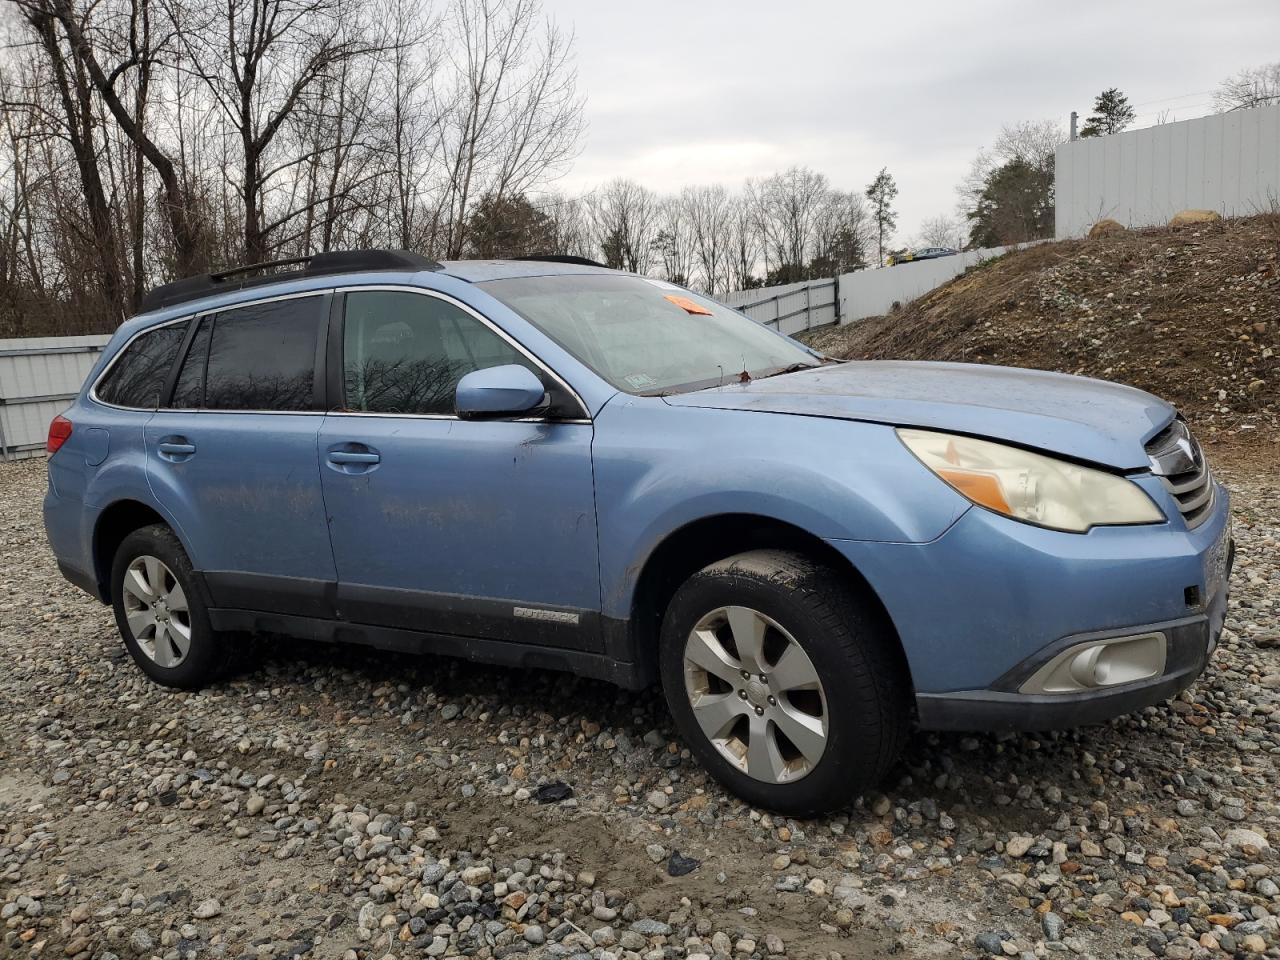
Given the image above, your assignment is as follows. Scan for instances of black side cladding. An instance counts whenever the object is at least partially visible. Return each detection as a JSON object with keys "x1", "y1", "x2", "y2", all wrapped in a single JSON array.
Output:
[{"x1": 139, "y1": 250, "x2": 442, "y2": 313}]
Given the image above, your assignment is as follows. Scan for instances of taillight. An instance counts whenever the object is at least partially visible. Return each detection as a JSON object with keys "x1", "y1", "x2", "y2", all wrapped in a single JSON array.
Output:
[{"x1": 47, "y1": 415, "x2": 73, "y2": 454}]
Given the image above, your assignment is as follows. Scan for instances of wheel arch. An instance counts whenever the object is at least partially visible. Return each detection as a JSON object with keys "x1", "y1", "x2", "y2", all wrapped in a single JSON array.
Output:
[
  {"x1": 625, "y1": 513, "x2": 914, "y2": 695},
  {"x1": 92, "y1": 499, "x2": 187, "y2": 602}
]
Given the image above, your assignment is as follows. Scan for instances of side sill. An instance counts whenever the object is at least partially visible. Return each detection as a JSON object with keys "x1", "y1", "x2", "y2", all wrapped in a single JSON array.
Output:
[{"x1": 207, "y1": 608, "x2": 648, "y2": 690}]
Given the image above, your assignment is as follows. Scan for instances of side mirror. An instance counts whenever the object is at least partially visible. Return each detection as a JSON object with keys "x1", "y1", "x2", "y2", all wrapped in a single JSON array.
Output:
[{"x1": 455, "y1": 364, "x2": 548, "y2": 418}]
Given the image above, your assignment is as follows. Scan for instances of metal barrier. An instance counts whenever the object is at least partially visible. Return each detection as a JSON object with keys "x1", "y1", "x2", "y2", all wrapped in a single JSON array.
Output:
[
  {"x1": 0, "y1": 336, "x2": 110, "y2": 461},
  {"x1": 723, "y1": 243, "x2": 1037, "y2": 330},
  {"x1": 720, "y1": 278, "x2": 839, "y2": 334}
]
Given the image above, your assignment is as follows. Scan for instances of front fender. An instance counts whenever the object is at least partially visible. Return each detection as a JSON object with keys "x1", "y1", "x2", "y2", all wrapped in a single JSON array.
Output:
[{"x1": 592, "y1": 397, "x2": 969, "y2": 619}]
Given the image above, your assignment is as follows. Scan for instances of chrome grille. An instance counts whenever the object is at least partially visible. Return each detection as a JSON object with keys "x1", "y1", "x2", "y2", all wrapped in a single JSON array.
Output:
[{"x1": 1145, "y1": 419, "x2": 1214, "y2": 528}]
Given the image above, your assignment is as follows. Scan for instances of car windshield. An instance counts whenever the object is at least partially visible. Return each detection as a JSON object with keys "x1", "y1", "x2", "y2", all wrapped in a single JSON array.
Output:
[{"x1": 479, "y1": 274, "x2": 819, "y2": 394}]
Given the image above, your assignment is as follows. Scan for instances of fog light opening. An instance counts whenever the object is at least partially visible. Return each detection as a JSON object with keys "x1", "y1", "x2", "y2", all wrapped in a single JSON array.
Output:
[{"x1": 1021, "y1": 632, "x2": 1167, "y2": 695}]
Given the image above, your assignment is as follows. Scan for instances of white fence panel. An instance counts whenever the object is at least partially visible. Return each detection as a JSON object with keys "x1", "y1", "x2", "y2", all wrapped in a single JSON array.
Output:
[
  {"x1": 836, "y1": 247, "x2": 1021, "y2": 322},
  {"x1": 720, "y1": 279, "x2": 813, "y2": 309},
  {"x1": 1055, "y1": 103, "x2": 1280, "y2": 238},
  {"x1": 0, "y1": 335, "x2": 110, "y2": 460},
  {"x1": 723, "y1": 245, "x2": 1025, "y2": 331},
  {"x1": 721, "y1": 279, "x2": 837, "y2": 334}
]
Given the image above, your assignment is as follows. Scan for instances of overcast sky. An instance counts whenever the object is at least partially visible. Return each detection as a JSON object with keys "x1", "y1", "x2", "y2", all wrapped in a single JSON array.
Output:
[{"x1": 552, "y1": 0, "x2": 1280, "y2": 243}]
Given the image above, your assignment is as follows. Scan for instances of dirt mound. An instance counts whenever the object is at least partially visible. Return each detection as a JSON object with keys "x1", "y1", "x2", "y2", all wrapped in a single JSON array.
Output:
[{"x1": 802, "y1": 215, "x2": 1280, "y2": 444}]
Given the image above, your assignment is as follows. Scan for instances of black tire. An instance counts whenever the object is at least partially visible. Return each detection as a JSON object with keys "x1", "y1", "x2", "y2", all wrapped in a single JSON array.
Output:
[
  {"x1": 110, "y1": 524, "x2": 234, "y2": 689},
  {"x1": 658, "y1": 549, "x2": 909, "y2": 816}
]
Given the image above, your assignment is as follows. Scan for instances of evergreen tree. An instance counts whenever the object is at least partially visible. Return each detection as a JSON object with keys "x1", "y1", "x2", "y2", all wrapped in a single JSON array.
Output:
[
  {"x1": 865, "y1": 168, "x2": 898, "y2": 265},
  {"x1": 1080, "y1": 88, "x2": 1136, "y2": 137},
  {"x1": 465, "y1": 194, "x2": 556, "y2": 259},
  {"x1": 964, "y1": 158, "x2": 1055, "y2": 247}
]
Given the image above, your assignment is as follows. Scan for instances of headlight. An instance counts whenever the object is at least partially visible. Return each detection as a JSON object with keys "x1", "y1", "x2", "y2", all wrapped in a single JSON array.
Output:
[{"x1": 897, "y1": 428, "x2": 1164, "y2": 533}]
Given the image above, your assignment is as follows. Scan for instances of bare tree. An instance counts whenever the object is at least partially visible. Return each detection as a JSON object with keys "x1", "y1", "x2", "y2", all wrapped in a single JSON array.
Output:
[
  {"x1": 915, "y1": 214, "x2": 965, "y2": 250},
  {"x1": 536, "y1": 191, "x2": 592, "y2": 257},
  {"x1": 815, "y1": 190, "x2": 870, "y2": 270},
  {"x1": 434, "y1": 0, "x2": 584, "y2": 258},
  {"x1": 0, "y1": 0, "x2": 584, "y2": 335},
  {"x1": 0, "y1": 52, "x2": 60, "y2": 333},
  {"x1": 652, "y1": 194, "x2": 693, "y2": 285},
  {"x1": 682, "y1": 184, "x2": 731, "y2": 294},
  {"x1": 374, "y1": 0, "x2": 442, "y2": 251},
  {"x1": 752, "y1": 166, "x2": 829, "y2": 278},
  {"x1": 725, "y1": 192, "x2": 760, "y2": 291},
  {"x1": 12, "y1": 1, "x2": 129, "y2": 318},
  {"x1": 1214, "y1": 62, "x2": 1280, "y2": 112},
  {"x1": 995, "y1": 119, "x2": 1064, "y2": 167},
  {"x1": 281, "y1": 6, "x2": 385, "y2": 255},
  {"x1": 587, "y1": 178, "x2": 656, "y2": 274},
  {"x1": 18, "y1": 0, "x2": 211, "y2": 281},
  {"x1": 163, "y1": 0, "x2": 375, "y2": 261}
]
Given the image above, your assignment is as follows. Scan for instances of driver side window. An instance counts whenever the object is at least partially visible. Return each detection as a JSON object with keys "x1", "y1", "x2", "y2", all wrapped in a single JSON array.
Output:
[{"x1": 342, "y1": 291, "x2": 531, "y2": 415}]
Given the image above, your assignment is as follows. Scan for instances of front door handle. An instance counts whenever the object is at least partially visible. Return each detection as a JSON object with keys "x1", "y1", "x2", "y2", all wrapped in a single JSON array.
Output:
[
  {"x1": 156, "y1": 437, "x2": 196, "y2": 461},
  {"x1": 326, "y1": 443, "x2": 381, "y2": 474},
  {"x1": 328, "y1": 451, "x2": 380, "y2": 465}
]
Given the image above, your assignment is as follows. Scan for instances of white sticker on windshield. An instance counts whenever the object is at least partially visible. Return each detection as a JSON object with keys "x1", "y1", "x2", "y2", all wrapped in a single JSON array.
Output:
[{"x1": 624, "y1": 373, "x2": 659, "y2": 389}]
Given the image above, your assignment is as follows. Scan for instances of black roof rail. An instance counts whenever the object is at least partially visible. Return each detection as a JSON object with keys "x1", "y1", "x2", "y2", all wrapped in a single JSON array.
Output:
[
  {"x1": 140, "y1": 249, "x2": 442, "y2": 313},
  {"x1": 513, "y1": 255, "x2": 609, "y2": 268}
]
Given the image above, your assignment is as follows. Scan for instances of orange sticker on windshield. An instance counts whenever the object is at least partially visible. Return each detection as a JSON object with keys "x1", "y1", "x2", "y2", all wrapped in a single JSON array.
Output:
[{"x1": 664, "y1": 294, "x2": 713, "y2": 315}]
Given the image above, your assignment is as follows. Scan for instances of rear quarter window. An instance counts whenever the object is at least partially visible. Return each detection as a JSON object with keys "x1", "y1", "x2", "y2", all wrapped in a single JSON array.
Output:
[{"x1": 95, "y1": 321, "x2": 189, "y2": 409}]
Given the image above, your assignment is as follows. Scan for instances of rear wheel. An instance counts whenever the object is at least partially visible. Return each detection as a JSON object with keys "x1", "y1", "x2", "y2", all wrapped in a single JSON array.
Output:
[
  {"x1": 110, "y1": 525, "x2": 233, "y2": 689},
  {"x1": 659, "y1": 549, "x2": 908, "y2": 816}
]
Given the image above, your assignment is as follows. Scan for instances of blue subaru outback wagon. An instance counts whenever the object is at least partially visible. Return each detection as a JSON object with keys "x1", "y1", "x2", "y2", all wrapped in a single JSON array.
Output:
[{"x1": 43, "y1": 249, "x2": 1234, "y2": 815}]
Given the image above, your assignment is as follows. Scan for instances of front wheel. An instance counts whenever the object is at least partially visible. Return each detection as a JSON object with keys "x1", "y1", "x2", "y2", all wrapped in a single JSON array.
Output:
[{"x1": 659, "y1": 550, "x2": 909, "y2": 816}]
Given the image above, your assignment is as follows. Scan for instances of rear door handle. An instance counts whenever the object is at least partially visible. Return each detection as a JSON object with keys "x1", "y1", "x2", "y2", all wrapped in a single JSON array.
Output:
[{"x1": 156, "y1": 437, "x2": 196, "y2": 461}]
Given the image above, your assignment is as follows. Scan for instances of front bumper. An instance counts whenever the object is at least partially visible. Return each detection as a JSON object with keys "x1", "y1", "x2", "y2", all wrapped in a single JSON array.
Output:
[
  {"x1": 829, "y1": 477, "x2": 1233, "y2": 733},
  {"x1": 915, "y1": 564, "x2": 1231, "y2": 731}
]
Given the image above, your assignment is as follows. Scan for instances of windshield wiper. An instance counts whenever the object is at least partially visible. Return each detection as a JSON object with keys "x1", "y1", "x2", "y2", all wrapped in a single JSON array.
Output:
[{"x1": 756, "y1": 361, "x2": 822, "y2": 380}]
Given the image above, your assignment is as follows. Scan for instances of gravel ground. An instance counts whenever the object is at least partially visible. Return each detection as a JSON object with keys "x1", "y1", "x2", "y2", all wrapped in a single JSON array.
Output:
[{"x1": 2, "y1": 455, "x2": 1278, "y2": 960}]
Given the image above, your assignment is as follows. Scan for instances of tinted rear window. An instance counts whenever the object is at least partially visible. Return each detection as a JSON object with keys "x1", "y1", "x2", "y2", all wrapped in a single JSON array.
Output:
[
  {"x1": 96, "y1": 321, "x2": 189, "y2": 409},
  {"x1": 202, "y1": 297, "x2": 322, "y2": 411}
]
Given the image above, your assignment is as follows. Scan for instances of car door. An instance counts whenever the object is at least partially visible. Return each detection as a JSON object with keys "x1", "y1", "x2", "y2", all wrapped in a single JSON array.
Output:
[
  {"x1": 317, "y1": 286, "x2": 601, "y2": 651},
  {"x1": 144, "y1": 292, "x2": 337, "y2": 617}
]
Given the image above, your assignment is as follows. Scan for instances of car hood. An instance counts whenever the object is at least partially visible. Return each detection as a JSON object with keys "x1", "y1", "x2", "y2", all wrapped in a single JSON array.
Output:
[{"x1": 663, "y1": 360, "x2": 1175, "y2": 470}]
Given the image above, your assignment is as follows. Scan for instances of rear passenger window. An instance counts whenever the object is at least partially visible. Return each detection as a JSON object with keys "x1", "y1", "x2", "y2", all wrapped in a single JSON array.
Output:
[
  {"x1": 202, "y1": 297, "x2": 321, "y2": 411},
  {"x1": 95, "y1": 321, "x2": 189, "y2": 409},
  {"x1": 343, "y1": 291, "x2": 532, "y2": 415}
]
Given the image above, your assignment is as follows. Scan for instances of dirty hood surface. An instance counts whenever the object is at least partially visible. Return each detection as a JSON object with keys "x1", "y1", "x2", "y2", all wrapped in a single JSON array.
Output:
[{"x1": 664, "y1": 360, "x2": 1175, "y2": 470}]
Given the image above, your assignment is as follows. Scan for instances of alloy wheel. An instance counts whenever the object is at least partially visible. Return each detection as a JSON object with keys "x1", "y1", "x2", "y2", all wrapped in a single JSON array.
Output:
[
  {"x1": 682, "y1": 605, "x2": 828, "y2": 783},
  {"x1": 121, "y1": 555, "x2": 193, "y2": 668}
]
